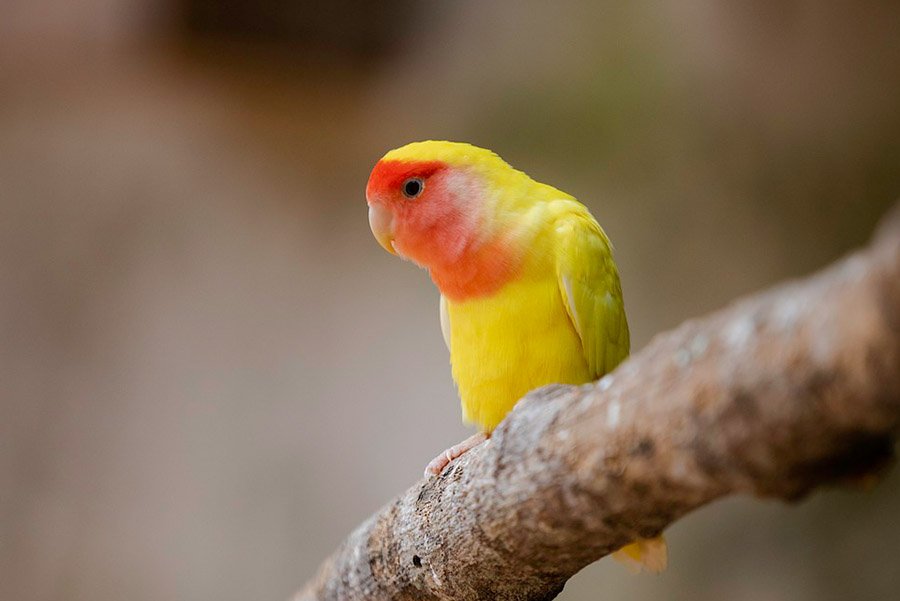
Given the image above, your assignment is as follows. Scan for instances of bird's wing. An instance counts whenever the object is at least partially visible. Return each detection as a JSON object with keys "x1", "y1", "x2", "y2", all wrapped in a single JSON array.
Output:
[
  {"x1": 556, "y1": 211, "x2": 664, "y2": 573},
  {"x1": 439, "y1": 294, "x2": 451, "y2": 351},
  {"x1": 555, "y1": 213, "x2": 630, "y2": 378}
]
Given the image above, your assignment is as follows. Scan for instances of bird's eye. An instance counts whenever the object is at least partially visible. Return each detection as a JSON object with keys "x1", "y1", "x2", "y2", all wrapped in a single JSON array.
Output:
[{"x1": 402, "y1": 177, "x2": 424, "y2": 199}]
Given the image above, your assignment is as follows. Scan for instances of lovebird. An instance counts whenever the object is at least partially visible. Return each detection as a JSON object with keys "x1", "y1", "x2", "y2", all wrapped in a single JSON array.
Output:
[{"x1": 365, "y1": 141, "x2": 666, "y2": 572}]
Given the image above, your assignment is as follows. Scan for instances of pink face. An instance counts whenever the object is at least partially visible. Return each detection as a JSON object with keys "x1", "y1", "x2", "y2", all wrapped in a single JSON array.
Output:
[{"x1": 365, "y1": 159, "x2": 481, "y2": 269}]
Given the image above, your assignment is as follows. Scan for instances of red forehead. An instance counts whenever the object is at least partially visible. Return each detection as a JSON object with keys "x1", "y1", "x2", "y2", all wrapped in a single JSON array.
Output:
[{"x1": 366, "y1": 159, "x2": 447, "y2": 198}]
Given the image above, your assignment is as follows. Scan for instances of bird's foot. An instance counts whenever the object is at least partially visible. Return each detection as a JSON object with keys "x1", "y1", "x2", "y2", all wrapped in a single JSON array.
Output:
[{"x1": 424, "y1": 431, "x2": 490, "y2": 477}]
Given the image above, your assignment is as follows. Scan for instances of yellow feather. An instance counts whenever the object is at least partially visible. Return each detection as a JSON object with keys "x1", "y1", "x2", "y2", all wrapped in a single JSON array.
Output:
[
  {"x1": 445, "y1": 195, "x2": 626, "y2": 432},
  {"x1": 447, "y1": 270, "x2": 592, "y2": 430}
]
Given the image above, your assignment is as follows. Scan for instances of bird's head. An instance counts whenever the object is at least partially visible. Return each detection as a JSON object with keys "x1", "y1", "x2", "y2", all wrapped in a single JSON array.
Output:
[{"x1": 365, "y1": 141, "x2": 514, "y2": 268}]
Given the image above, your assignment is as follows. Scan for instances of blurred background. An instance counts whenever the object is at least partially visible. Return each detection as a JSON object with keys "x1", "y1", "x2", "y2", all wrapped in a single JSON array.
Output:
[{"x1": 1, "y1": 1, "x2": 899, "y2": 600}]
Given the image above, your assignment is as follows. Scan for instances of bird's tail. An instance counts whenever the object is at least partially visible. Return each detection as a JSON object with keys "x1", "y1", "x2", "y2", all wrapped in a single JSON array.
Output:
[{"x1": 611, "y1": 536, "x2": 667, "y2": 573}]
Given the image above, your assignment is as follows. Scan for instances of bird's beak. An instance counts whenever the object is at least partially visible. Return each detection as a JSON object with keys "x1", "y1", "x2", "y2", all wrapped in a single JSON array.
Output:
[{"x1": 368, "y1": 204, "x2": 396, "y2": 255}]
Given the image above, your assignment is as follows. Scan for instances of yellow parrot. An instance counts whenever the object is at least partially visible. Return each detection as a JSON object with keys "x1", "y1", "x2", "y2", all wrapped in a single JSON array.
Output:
[{"x1": 365, "y1": 140, "x2": 666, "y2": 572}]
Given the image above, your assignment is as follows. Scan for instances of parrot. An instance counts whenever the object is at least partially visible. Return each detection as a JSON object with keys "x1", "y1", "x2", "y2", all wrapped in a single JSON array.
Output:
[{"x1": 365, "y1": 140, "x2": 666, "y2": 573}]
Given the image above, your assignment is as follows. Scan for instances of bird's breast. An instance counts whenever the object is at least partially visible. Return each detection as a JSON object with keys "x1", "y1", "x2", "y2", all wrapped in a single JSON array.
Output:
[{"x1": 447, "y1": 275, "x2": 591, "y2": 431}]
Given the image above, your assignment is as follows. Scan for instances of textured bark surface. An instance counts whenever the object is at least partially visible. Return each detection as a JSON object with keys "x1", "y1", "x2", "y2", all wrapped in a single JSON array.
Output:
[{"x1": 294, "y1": 203, "x2": 900, "y2": 601}]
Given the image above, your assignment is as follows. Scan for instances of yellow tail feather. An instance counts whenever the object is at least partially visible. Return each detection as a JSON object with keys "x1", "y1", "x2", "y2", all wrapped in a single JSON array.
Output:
[{"x1": 612, "y1": 536, "x2": 668, "y2": 574}]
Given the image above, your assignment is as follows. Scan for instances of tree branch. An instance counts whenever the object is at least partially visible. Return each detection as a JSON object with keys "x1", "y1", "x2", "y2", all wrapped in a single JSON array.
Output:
[{"x1": 294, "y1": 202, "x2": 900, "y2": 601}]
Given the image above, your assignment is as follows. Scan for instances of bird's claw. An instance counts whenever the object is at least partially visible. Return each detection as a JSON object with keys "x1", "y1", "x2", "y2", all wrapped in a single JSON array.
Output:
[{"x1": 424, "y1": 431, "x2": 489, "y2": 477}]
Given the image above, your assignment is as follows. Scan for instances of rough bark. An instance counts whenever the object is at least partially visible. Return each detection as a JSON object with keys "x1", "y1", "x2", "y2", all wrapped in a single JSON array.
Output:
[{"x1": 294, "y1": 203, "x2": 900, "y2": 601}]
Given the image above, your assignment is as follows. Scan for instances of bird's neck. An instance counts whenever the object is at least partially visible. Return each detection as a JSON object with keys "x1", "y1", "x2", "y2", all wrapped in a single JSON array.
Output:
[{"x1": 429, "y1": 233, "x2": 526, "y2": 302}]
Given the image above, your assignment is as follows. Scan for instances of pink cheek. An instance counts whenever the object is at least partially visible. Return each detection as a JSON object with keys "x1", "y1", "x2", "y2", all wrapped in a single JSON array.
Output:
[
  {"x1": 401, "y1": 203, "x2": 475, "y2": 265},
  {"x1": 430, "y1": 212, "x2": 471, "y2": 258}
]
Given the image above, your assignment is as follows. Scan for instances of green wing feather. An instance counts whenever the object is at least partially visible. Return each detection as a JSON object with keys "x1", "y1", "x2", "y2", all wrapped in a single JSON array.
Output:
[{"x1": 555, "y1": 212, "x2": 630, "y2": 378}]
